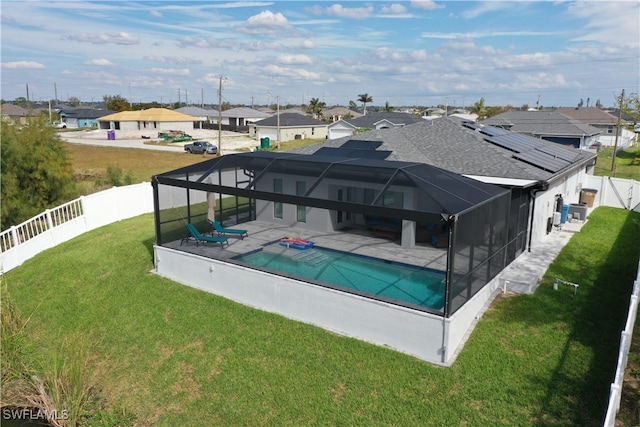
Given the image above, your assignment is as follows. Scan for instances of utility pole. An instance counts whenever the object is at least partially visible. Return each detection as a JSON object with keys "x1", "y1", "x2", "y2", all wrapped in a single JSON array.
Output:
[
  {"x1": 54, "y1": 82, "x2": 58, "y2": 105},
  {"x1": 276, "y1": 95, "x2": 280, "y2": 149},
  {"x1": 611, "y1": 89, "x2": 625, "y2": 174},
  {"x1": 218, "y1": 76, "x2": 225, "y2": 155}
]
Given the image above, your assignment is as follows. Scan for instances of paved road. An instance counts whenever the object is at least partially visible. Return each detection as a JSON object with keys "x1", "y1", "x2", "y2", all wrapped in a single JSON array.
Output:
[{"x1": 59, "y1": 130, "x2": 257, "y2": 154}]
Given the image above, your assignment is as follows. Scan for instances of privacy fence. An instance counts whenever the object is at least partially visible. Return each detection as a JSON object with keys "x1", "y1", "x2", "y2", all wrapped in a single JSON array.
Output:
[
  {"x1": 0, "y1": 183, "x2": 154, "y2": 273},
  {"x1": 604, "y1": 259, "x2": 640, "y2": 426}
]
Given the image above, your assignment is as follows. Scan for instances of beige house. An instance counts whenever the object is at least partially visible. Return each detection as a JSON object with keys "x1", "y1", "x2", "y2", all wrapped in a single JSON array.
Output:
[{"x1": 97, "y1": 108, "x2": 195, "y2": 132}]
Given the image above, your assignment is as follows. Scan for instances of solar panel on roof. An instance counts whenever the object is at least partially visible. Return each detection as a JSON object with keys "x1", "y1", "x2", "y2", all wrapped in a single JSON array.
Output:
[
  {"x1": 314, "y1": 147, "x2": 391, "y2": 160},
  {"x1": 513, "y1": 151, "x2": 569, "y2": 173},
  {"x1": 486, "y1": 135, "x2": 533, "y2": 153},
  {"x1": 535, "y1": 144, "x2": 581, "y2": 162},
  {"x1": 341, "y1": 140, "x2": 382, "y2": 150},
  {"x1": 479, "y1": 127, "x2": 509, "y2": 137}
]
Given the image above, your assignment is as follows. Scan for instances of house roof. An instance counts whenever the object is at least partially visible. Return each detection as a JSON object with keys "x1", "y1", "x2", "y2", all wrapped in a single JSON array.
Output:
[
  {"x1": 293, "y1": 116, "x2": 596, "y2": 183},
  {"x1": 175, "y1": 106, "x2": 219, "y2": 117},
  {"x1": 60, "y1": 108, "x2": 114, "y2": 119},
  {"x1": 480, "y1": 110, "x2": 601, "y2": 137},
  {"x1": 97, "y1": 108, "x2": 195, "y2": 122},
  {"x1": 220, "y1": 107, "x2": 270, "y2": 119},
  {"x1": 322, "y1": 106, "x2": 362, "y2": 117},
  {"x1": 1, "y1": 103, "x2": 29, "y2": 117},
  {"x1": 555, "y1": 107, "x2": 621, "y2": 125},
  {"x1": 336, "y1": 112, "x2": 424, "y2": 129},
  {"x1": 253, "y1": 113, "x2": 327, "y2": 127}
]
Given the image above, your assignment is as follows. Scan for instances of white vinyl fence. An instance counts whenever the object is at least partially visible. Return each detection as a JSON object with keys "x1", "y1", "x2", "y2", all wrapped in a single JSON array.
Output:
[
  {"x1": 604, "y1": 259, "x2": 640, "y2": 426},
  {"x1": 0, "y1": 183, "x2": 154, "y2": 273},
  {"x1": 584, "y1": 175, "x2": 640, "y2": 212}
]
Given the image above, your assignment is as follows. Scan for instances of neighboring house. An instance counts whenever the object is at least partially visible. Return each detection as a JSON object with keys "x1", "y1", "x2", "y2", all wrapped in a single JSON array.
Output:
[
  {"x1": 556, "y1": 107, "x2": 635, "y2": 149},
  {"x1": 322, "y1": 106, "x2": 362, "y2": 123},
  {"x1": 249, "y1": 113, "x2": 328, "y2": 142},
  {"x1": 327, "y1": 112, "x2": 424, "y2": 140},
  {"x1": 97, "y1": 108, "x2": 195, "y2": 132},
  {"x1": 0, "y1": 103, "x2": 30, "y2": 125},
  {"x1": 175, "y1": 106, "x2": 220, "y2": 128},
  {"x1": 59, "y1": 108, "x2": 114, "y2": 128},
  {"x1": 219, "y1": 107, "x2": 270, "y2": 130},
  {"x1": 150, "y1": 116, "x2": 596, "y2": 365},
  {"x1": 481, "y1": 110, "x2": 601, "y2": 150}
]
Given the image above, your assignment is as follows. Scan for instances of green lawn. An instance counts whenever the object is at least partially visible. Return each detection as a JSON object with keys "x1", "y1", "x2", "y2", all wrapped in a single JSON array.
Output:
[
  {"x1": 595, "y1": 145, "x2": 640, "y2": 180},
  {"x1": 2, "y1": 207, "x2": 639, "y2": 426}
]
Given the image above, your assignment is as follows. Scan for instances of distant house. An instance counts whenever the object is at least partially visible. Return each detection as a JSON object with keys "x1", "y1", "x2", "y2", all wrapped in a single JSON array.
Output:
[
  {"x1": 322, "y1": 106, "x2": 362, "y2": 123},
  {"x1": 481, "y1": 110, "x2": 601, "y2": 150},
  {"x1": 327, "y1": 112, "x2": 424, "y2": 140},
  {"x1": 249, "y1": 113, "x2": 328, "y2": 142},
  {"x1": 0, "y1": 103, "x2": 30, "y2": 125},
  {"x1": 59, "y1": 108, "x2": 114, "y2": 128},
  {"x1": 97, "y1": 108, "x2": 195, "y2": 132},
  {"x1": 219, "y1": 107, "x2": 270, "y2": 131},
  {"x1": 175, "y1": 106, "x2": 220, "y2": 128},
  {"x1": 556, "y1": 107, "x2": 635, "y2": 149}
]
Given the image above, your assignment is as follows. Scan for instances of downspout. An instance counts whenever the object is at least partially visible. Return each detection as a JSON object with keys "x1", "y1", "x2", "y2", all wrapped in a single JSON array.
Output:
[
  {"x1": 151, "y1": 177, "x2": 162, "y2": 272},
  {"x1": 527, "y1": 181, "x2": 549, "y2": 253}
]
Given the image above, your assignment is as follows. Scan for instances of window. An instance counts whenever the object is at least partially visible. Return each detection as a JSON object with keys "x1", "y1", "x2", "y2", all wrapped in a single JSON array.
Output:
[
  {"x1": 274, "y1": 179, "x2": 283, "y2": 219},
  {"x1": 296, "y1": 181, "x2": 306, "y2": 222}
]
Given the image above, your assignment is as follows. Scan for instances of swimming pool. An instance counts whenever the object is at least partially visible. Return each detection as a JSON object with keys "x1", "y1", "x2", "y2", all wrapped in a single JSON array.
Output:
[{"x1": 233, "y1": 243, "x2": 446, "y2": 311}]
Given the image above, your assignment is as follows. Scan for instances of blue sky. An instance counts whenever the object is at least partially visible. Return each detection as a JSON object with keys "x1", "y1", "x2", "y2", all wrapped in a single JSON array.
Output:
[{"x1": 1, "y1": 1, "x2": 638, "y2": 109}]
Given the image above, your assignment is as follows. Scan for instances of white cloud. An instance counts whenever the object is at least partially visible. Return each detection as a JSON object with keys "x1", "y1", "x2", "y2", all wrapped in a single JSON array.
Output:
[
  {"x1": 150, "y1": 68, "x2": 190, "y2": 76},
  {"x1": 462, "y1": 2, "x2": 511, "y2": 19},
  {"x1": 143, "y1": 56, "x2": 202, "y2": 65},
  {"x1": 300, "y1": 39, "x2": 315, "y2": 49},
  {"x1": 62, "y1": 32, "x2": 140, "y2": 45},
  {"x1": 84, "y1": 58, "x2": 115, "y2": 66},
  {"x1": 264, "y1": 64, "x2": 320, "y2": 80},
  {"x1": 277, "y1": 54, "x2": 312, "y2": 65},
  {"x1": 1, "y1": 61, "x2": 45, "y2": 69},
  {"x1": 150, "y1": 9, "x2": 163, "y2": 18},
  {"x1": 568, "y1": 1, "x2": 639, "y2": 48},
  {"x1": 381, "y1": 4, "x2": 407, "y2": 14},
  {"x1": 176, "y1": 36, "x2": 236, "y2": 49},
  {"x1": 410, "y1": 1, "x2": 445, "y2": 11},
  {"x1": 236, "y1": 10, "x2": 295, "y2": 35},
  {"x1": 309, "y1": 4, "x2": 374, "y2": 19}
]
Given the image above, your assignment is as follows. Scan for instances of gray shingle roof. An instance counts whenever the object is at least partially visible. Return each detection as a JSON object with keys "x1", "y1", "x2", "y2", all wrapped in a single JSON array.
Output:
[
  {"x1": 480, "y1": 110, "x2": 601, "y2": 136},
  {"x1": 339, "y1": 112, "x2": 424, "y2": 128},
  {"x1": 291, "y1": 116, "x2": 595, "y2": 182}
]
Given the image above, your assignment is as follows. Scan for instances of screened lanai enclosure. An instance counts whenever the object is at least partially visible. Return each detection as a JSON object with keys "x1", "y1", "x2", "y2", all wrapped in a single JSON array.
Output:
[{"x1": 152, "y1": 151, "x2": 525, "y2": 364}]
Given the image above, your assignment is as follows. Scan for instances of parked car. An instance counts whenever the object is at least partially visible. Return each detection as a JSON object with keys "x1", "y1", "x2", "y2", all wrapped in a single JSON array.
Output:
[
  {"x1": 53, "y1": 121, "x2": 67, "y2": 128},
  {"x1": 184, "y1": 140, "x2": 218, "y2": 154}
]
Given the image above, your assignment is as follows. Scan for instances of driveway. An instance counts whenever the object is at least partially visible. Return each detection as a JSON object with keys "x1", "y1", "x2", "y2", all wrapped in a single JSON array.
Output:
[{"x1": 59, "y1": 129, "x2": 259, "y2": 154}]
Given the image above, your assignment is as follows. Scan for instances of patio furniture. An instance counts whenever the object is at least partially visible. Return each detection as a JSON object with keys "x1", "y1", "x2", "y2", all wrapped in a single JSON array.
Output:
[
  {"x1": 212, "y1": 220, "x2": 248, "y2": 239},
  {"x1": 182, "y1": 223, "x2": 228, "y2": 248}
]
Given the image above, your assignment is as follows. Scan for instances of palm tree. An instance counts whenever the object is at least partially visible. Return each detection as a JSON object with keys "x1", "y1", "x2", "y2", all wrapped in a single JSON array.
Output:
[
  {"x1": 383, "y1": 101, "x2": 394, "y2": 112},
  {"x1": 469, "y1": 97, "x2": 486, "y2": 121},
  {"x1": 308, "y1": 97, "x2": 326, "y2": 120},
  {"x1": 357, "y1": 93, "x2": 373, "y2": 116}
]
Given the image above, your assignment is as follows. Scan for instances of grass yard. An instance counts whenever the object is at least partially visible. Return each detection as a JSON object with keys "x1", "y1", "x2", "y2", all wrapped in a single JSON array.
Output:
[
  {"x1": 595, "y1": 145, "x2": 640, "y2": 180},
  {"x1": 3, "y1": 207, "x2": 639, "y2": 426}
]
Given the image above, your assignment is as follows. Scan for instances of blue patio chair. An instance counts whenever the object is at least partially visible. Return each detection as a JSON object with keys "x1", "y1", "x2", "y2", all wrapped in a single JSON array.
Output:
[
  {"x1": 182, "y1": 223, "x2": 228, "y2": 248},
  {"x1": 212, "y1": 219, "x2": 248, "y2": 239}
]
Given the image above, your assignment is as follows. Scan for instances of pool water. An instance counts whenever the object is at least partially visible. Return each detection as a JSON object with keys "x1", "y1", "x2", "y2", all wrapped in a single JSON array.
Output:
[{"x1": 233, "y1": 243, "x2": 445, "y2": 311}]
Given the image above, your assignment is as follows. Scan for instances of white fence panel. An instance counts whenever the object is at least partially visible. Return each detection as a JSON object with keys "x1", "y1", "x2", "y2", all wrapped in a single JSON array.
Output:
[
  {"x1": 584, "y1": 176, "x2": 640, "y2": 211},
  {"x1": 604, "y1": 261, "x2": 640, "y2": 426},
  {"x1": 0, "y1": 183, "x2": 154, "y2": 273}
]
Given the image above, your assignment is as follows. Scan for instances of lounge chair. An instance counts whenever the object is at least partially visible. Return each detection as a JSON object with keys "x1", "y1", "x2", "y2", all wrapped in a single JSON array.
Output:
[
  {"x1": 212, "y1": 220, "x2": 248, "y2": 239},
  {"x1": 181, "y1": 223, "x2": 228, "y2": 248}
]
